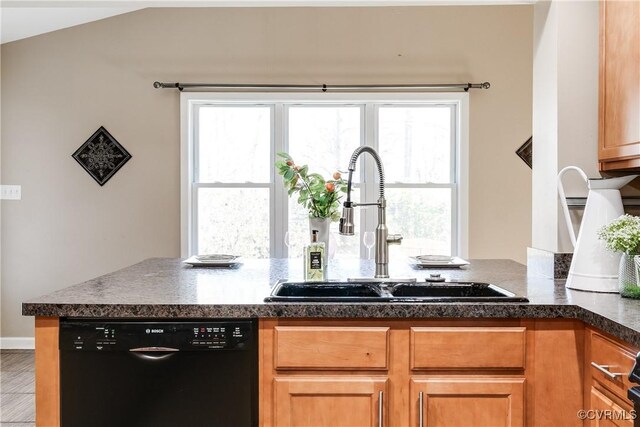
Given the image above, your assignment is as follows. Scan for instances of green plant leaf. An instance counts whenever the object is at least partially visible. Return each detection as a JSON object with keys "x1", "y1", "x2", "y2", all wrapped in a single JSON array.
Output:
[
  {"x1": 284, "y1": 169, "x2": 295, "y2": 180},
  {"x1": 277, "y1": 152, "x2": 292, "y2": 161}
]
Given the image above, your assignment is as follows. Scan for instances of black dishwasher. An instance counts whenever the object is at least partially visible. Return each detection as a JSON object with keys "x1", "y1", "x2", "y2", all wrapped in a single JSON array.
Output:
[{"x1": 59, "y1": 319, "x2": 257, "y2": 427}]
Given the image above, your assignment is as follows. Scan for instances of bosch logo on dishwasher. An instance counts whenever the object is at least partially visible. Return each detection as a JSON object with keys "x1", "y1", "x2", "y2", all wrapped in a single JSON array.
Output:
[{"x1": 145, "y1": 328, "x2": 164, "y2": 334}]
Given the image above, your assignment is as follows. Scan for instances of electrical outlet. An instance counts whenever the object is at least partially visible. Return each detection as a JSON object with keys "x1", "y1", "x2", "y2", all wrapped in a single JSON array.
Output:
[{"x1": 1, "y1": 185, "x2": 21, "y2": 200}]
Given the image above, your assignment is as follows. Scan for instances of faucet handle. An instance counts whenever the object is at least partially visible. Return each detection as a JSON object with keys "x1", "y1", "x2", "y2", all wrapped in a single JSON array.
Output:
[{"x1": 387, "y1": 234, "x2": 403, "y2": 245}]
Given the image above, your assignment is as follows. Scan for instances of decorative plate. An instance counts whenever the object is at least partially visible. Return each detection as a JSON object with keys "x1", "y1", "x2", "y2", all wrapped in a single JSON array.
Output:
[
  {"x1": 183, "y1": 254, "x2": 242, "y2": 268},
  {"x1": 409, "y1": 256, "x2": 470, "y2": 269}
]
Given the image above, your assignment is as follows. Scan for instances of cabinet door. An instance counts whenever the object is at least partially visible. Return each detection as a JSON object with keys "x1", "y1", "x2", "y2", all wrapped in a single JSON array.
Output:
[
  {"x1": 411, "y1": 378, "x2": 525, "y2": 427},
  {"x1": 589, "y1": 386, "x2": 634, "y2": 427},
  {"x1": 599, "y1": 0, "x2": 640, "y2": 170},
  {"x1": 273, "y1": 377, "x2": 387, "y2": 427}
]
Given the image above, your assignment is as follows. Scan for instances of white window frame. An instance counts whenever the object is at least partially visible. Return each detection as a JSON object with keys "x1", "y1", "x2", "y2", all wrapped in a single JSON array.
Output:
[{"x1": 180, "y1": 92, "x2": 469, "y2": 259}]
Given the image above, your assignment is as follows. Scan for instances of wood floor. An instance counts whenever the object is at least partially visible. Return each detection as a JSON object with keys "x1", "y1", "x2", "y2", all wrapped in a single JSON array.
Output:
[{"x1": 1, "y1": 350, "x2": 35, "y2": 427}]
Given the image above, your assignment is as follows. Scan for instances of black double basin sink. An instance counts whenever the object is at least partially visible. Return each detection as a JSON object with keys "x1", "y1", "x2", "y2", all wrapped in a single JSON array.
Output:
[{"x1": 264, "y1": 280, "x2": 528, "y2": 303}]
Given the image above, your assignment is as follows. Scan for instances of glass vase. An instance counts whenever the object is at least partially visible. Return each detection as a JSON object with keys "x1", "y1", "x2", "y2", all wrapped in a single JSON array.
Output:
[{"x1": 619, "y1": 254, "x2": 640, "y2": 298}]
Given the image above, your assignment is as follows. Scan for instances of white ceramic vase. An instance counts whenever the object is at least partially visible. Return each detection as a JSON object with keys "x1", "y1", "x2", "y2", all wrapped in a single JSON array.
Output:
[{"x1": 558, "y1": 166, "x2": 638, "y2": 293}]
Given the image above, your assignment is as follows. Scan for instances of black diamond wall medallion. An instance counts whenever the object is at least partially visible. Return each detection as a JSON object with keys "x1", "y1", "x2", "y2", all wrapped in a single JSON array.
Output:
[{"x1": 72, "y1": 126, "x2": 131, "y2": 186}]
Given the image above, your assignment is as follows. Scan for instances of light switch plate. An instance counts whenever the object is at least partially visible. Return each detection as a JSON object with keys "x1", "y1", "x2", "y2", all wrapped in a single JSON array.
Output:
[{"x1": 1, "y1": 185, "x2": 21, "y2": 200}]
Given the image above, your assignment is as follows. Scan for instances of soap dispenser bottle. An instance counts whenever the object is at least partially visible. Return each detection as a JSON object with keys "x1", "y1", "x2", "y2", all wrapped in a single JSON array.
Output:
[{"x1": 304, "y1": 230, "x2": 326, "y2": 281}]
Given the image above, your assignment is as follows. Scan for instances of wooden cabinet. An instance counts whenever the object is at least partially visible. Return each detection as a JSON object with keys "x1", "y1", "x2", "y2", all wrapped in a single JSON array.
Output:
[
  {"x1": 273, "y1": 377, "x2": 387, "y2": 427},
  {"x1": 410, "y1": 378, "x2": 525, "y2": 427},
  {"x1": 585, "y1": 327, "x2": 638, "y2": 426},
  {"x1": 598, "y1": 0, "x2": 640, "y2": 171},
  {"x1": 260, "y1": 319, "x2": 547, "y2": 427},
  {"x1": 590, "y1": 386, "x2": 634, "y2": 427},
  {"x1": 273, "y1": 326, "x2": 389, "y2": 370},
  {"x1": 410, "y1": 326, "x2": 527, "y2": 370}
]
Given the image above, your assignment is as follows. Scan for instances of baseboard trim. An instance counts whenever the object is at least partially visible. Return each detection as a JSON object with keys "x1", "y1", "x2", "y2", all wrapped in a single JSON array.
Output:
[{"x1": 0, "y1": 337, "x2": 35, "y2": 350}]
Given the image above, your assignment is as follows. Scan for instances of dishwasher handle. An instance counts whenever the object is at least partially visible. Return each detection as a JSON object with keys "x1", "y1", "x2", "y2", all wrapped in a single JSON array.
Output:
[
  {"x1": 129, "y1": 347, "x2": 180, "y2": 352},
  {"x1": 129, "y1": 347, "x2": 180, "y2": 361}
]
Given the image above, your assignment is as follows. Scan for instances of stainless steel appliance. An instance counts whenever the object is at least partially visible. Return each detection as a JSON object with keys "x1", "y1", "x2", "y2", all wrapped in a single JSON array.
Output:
[{"x1": 59, "y1": 319, "x2": 257, "y2": 427}]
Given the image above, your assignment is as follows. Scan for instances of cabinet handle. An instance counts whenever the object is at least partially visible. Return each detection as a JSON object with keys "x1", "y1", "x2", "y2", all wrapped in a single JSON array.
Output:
[
  {"x1": 418, "y1": 391, "x2": 424, "y2": 427},
  {"x1": 591, "y1": 362, "x2": 623, "y2": 379},
  {"x1": 378, "y1": 390, "x2": 383, "y2": 427}
]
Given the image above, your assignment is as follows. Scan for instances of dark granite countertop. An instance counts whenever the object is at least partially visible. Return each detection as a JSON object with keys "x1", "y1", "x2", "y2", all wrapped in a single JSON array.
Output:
[{"x1": 22, "y1": 258, "x2": 640, "y2": 347}]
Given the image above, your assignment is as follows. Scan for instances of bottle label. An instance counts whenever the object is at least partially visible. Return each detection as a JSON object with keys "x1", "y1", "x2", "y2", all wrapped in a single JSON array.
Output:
[{"x1": 310, "y1": 251, "x2": 322, "y2": 270}]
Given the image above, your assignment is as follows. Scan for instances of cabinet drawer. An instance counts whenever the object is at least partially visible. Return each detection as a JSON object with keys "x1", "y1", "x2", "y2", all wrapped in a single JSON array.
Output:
[
  {"x1": 590, "y1": 386, "x2": 634, "y2": 426},
  {"x1": 410, "y1": 327, "x2": 527, "y2": 370},
  {"x1": 590, "y1": 332, "x2": 636, "y2": 404},
  {"x1": 274, "y1": 326, "x2": 389, "y2": 370}
]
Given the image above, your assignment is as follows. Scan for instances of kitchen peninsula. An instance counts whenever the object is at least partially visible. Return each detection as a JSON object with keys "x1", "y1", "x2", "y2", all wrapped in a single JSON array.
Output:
[{"x1": 23, "y1": 258, "x2": 640, "y2": 426}]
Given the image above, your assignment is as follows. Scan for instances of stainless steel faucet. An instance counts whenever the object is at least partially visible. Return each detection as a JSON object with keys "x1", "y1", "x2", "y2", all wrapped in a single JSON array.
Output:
[{"x1": 339, "y1": 146, "x2": 402, "y2": 278}]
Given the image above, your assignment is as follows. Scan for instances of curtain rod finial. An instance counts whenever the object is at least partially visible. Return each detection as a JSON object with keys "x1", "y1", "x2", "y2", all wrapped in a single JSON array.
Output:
[
  {"x1": 153, "y1": 81, "x2": 163, "y2": 89},
  {"x1": 482, "y1": 82, "x2": 491, "y2": 89}
]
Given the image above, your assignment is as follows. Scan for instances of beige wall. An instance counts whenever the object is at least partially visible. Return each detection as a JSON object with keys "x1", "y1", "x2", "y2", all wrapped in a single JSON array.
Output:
[{"x1": 1, "y1": 6, "x2": 533, "y2": 338}]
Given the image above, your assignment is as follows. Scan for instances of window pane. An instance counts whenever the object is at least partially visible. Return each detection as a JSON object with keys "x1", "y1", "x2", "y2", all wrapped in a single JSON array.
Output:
[
  {"x1": 197, "y1": 188, "x2": 270, "y2": 257},
  {"x1": 385, "y1": 188, "x2": 452, "y2": 258},
  {"x1": 288, "y1": 106, "x2": 361, "y2": 179},
  {"x1": 286, "y1": 106, "x2": 362, "y2": 258},
  {"x1": 286, "y1": 191, "x2": 360, "y2": 259},
  {"x1": 378, "y1": 106, "x2": 452, "y2": 184},
  {"x1": 198, "y1": 106, "x2": 271, "y2": 183}
]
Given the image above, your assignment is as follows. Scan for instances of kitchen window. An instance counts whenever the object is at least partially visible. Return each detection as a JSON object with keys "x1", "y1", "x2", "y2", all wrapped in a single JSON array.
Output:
[{"x1": 181, "y1": 93, "x2": 468, "y2": 259}]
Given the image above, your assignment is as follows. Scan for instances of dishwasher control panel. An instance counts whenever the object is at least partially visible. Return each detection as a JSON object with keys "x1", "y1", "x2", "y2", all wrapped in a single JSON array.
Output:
[{"x1": 59, "y1": 320, "x2": 254, "y2": 352}]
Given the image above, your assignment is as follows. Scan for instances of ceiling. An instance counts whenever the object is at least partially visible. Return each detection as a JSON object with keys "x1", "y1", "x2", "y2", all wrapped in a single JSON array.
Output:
[
  {"x1": 0, "y1": 0, "x2": 535, "y2": 44},
  {"x1": 1, "y1": 7, "x2": 144, "y2": 43}
]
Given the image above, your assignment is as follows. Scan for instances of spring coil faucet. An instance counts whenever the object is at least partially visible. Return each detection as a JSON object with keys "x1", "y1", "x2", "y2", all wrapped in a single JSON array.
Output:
[{"x1": 339, "y1": 146, "x2": 402, "y2": 278}]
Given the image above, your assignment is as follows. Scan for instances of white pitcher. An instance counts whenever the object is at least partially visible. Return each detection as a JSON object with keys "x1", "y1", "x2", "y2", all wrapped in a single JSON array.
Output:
[{"x1": 558, "y1": 166, "x2": 637, "y2": 292}]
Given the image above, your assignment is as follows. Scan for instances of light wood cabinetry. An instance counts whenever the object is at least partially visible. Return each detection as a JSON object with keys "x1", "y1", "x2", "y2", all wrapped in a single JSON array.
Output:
[
  {"x1": 410, "y1": 326, "x2": 526, "y2": 370},
  {"x1": 34, "y1": 317, "x2": 60, "y2": 427},
  {"x1": 585, "y1": 327, "x2": 638, "y2": 426},
  {"x1": 273, "y1": 326, "x2": 389, "y2": 370},
  {"x1": 590, "y1": 386, "x2": 634, "y2": 427},
  {"x1": 410, "y1": 378, "x2": 525, "y2": 427},
  {"x1": 273, "y1": 377, "x2": 387, "y2": 427},
  {"x1": 598, "y1": 0, "x2": 640, "y2": 171},
  {"x1": 260, "y1": 319, "x2": 584, "y2": 427}
]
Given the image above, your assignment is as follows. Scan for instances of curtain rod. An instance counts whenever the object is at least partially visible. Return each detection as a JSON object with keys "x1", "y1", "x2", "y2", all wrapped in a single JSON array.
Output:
[{"x1": 152, "y1": 81, "x2": 491, "y2": 92}]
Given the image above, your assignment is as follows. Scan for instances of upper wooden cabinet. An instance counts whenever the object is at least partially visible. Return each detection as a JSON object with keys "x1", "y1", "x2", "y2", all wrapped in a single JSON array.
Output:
[{"x1": 598, "y1": 0, "x2": 640, "y2": 171}]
